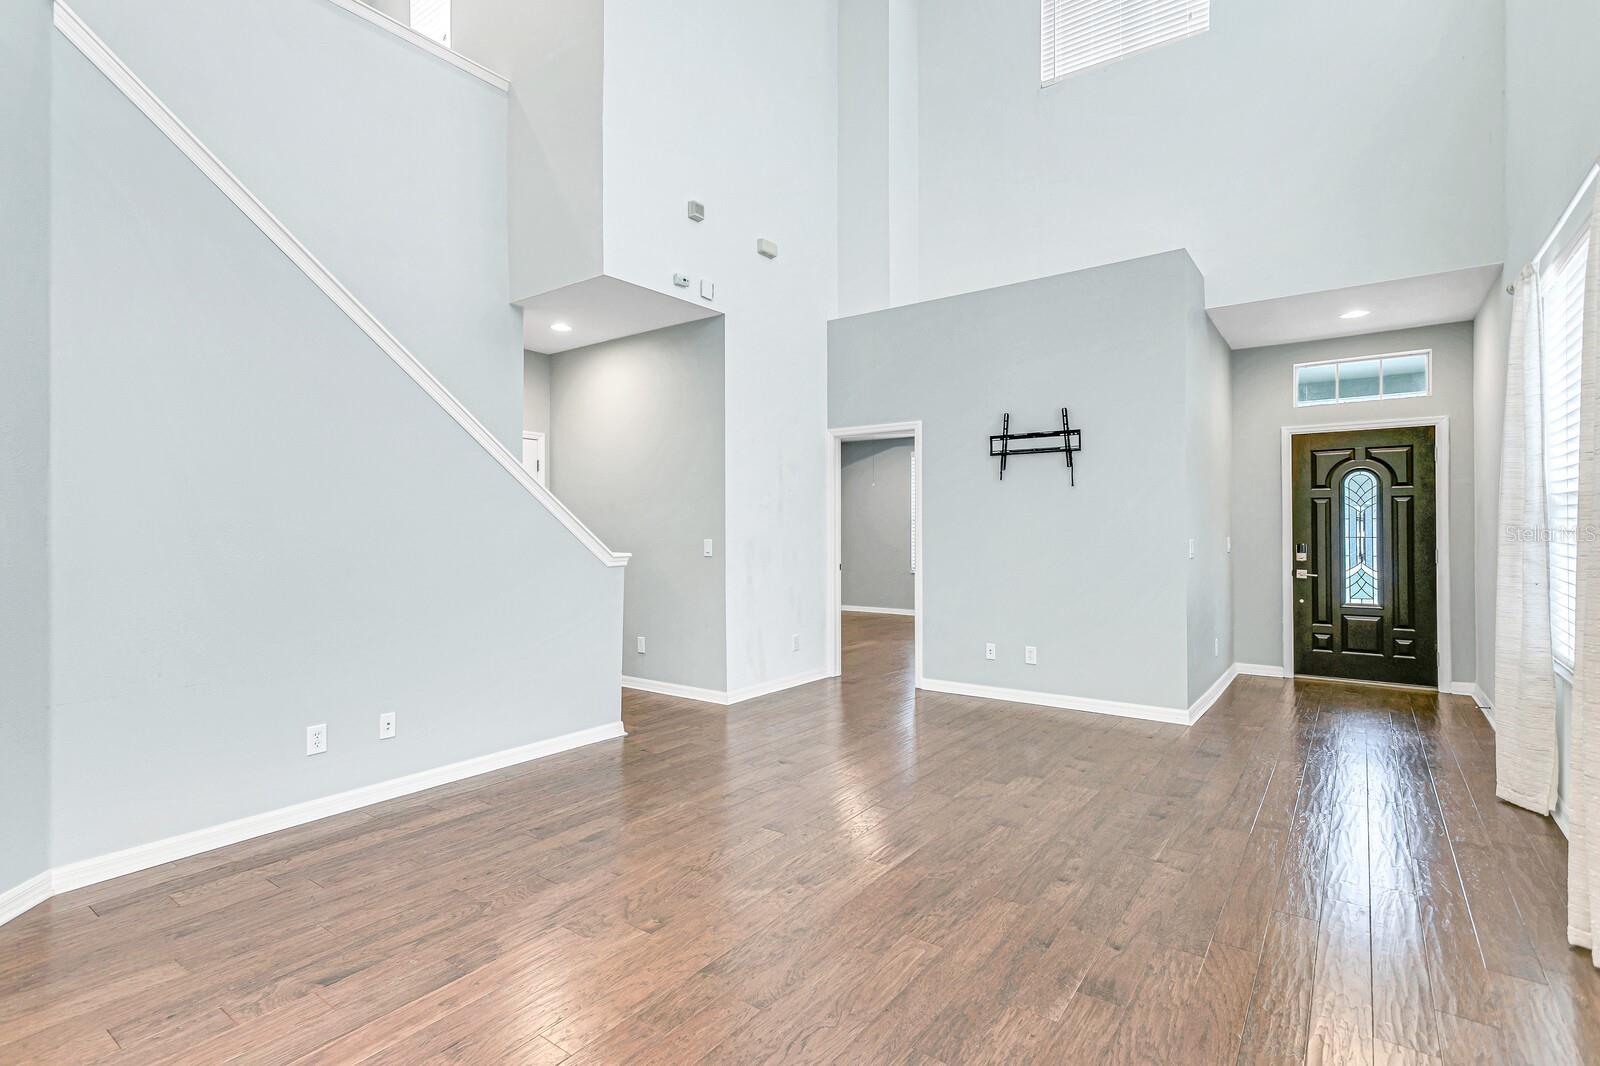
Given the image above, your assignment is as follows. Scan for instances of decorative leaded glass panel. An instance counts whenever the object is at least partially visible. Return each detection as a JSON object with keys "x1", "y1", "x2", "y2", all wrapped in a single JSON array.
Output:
[{"x1": 1343, "y1": 470, "x2": 1379, "y2": 605}]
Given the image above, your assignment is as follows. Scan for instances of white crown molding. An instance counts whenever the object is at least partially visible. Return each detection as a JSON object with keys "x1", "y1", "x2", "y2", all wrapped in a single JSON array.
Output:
[
  {"x1": 842, "y1": 605, "x2": 916, "y2": 617},
  {"x1": 53, "y1": 2, "x2": 625, "y2": 569},
  {"x1": 624, "y1": 668, "x2": 832, "y2": 708},
  {"x1": 0, "y1": 871, "x2": 53, "y2": 929},
  {"x1": 25, "y1": 721, "x2": 625, "y2": 916},
  {"x1": 321, "y1": 0, "x2": 510, "y2": 91}
]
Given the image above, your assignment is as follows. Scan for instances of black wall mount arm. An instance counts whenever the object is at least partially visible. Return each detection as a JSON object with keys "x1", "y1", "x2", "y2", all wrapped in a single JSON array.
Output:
[{"x1": 989, "y1": 408, "x2": 1083, "y2": 483}]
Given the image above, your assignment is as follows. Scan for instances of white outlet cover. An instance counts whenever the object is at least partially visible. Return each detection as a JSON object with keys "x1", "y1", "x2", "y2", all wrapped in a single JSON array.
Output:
[
  {"x1": 1025, "y1": 646, "x2": 1038, "y2": 665},
  {"x1": 637, "y1": 636, "x2": 646, "y2": 654},
  {"x1": 306, "y1": 724, "x2": 327, "y2": 756},
  {"x1": 985, "y1": 643, "x2": 997, "y2": 660},
  {"x1": 379, "y1": 712, "x2": 396, "y2": 739},
  {"x1": 703, "y1": 539, "x2": 714, "y2": 557},
  {"x1": 791, "y1": 633, "x2": 800, "y2": 652}
]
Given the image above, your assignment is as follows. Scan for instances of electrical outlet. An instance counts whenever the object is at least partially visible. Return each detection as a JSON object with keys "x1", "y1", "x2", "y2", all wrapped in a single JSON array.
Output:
[
  {"x1": 379, "y1": 712, "x2": 396, "y2": 740},
  {"x1": 985, "y1": 642, "x2": 997, "y2": 661},
  {"x1": 306, "y1": 724, "x2": 327, "y2": 756},
  {"x1": 1187, "y1": 538, "x2": 1196, "y2": 559},
  {"x1": 792, "y1": 633, "x2": 800, "y2": 652},
  {"x1": 1025, "y1": 646, "x2": 1037, "y2": 665},
  {"x1": 637, "y1": 636, "x2": 647, "y2": 654}
]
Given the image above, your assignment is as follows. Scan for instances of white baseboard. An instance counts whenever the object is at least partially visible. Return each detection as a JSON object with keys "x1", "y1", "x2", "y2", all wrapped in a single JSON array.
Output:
[
  {"x1": 1186, "y1": 666, "x2": 1240, "y2": 725},
  {"x1": 918, "y1": 677, "x2": 1191, "y2": 726},
  {"x1": 624, "y1": 667, "x2": 831, "y2": 707},
  {"x1": 0, "y1": 870, "x2": 53, "y2": 928},
  {"x1": 841, "y1": 605, "x2": 915, "y2": 617},
  {"x1": 1235, "y1": 662, "x2": 1288, "y2": 678},
  {"x1": 5, "y1": 722, "x2": 626, "y2": 924},
  {"x1": 622, "y1": 676, "x2": 728, "y2": 705},
  {"x1": 921, "y1": 664, "x2": 1269, "y2": 728},
  {"x1": 728, "y1": 667, "x2": 831, "y2": 705}
]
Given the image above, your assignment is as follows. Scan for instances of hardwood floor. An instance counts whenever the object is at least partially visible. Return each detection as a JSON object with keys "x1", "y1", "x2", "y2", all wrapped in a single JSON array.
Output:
[{"x1": 3, "y1": 611, "x2": 1597, "y2": 1064}]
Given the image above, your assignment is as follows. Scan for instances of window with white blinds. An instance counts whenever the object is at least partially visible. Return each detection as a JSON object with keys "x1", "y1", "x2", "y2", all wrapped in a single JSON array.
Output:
[
  {"x1": 1542, "y1": 228, "x2": 1590, "y2": 671},
  {"x1": 1041, "y1": 0, "x2": 1209, "y2": 85},
  {"x1": 411, "y1": 0, "x2": 449, "y2": 46}
]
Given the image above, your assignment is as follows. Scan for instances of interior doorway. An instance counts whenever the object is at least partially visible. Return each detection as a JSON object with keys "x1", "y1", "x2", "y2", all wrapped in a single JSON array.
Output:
[
  {"x1": 1283, "y1": 419, "x2": 1449, "y2": 688},
  {"x1": 520, "y1": 431, "x2": 547, "y2": 488},
  {"x1": 826, "y1": 422, "x2": 923, "y2": 685}
]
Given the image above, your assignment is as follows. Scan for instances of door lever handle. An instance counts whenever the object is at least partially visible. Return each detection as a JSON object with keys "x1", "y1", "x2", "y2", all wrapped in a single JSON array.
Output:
[{"x1": 1295, "y1": 569, "x2": 1319, "y2": 579}]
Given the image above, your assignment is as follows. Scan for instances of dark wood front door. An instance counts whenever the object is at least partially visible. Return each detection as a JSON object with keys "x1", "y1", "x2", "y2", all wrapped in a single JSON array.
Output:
[{"x1": 1292, "y1": 426, "x2": 1437, "y2": 687}]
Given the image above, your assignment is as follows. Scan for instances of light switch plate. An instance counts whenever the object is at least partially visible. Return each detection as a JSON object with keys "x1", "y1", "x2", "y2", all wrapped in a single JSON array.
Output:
[
  {"x1": 1024, "y1": 646, "x2": 1038, "y2": 665},
  {"x1": 703, "y1": 539, "x2": 714, "y2": 557},
  {"x1": 700, "y1": 279, "x2": 715, "y2": 301}
]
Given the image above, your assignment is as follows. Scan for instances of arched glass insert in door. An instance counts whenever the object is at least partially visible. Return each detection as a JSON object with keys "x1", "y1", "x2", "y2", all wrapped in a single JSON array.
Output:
[{"x1": 1343, "y1": 469, "x2": 1380, "y2": 605}]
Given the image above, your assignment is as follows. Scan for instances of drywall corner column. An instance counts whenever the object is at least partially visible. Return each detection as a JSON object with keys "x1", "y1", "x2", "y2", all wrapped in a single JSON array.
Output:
[
  {"x1": 0, "y1": 0, "x2": 53, "y2": 902},
  {"x1": 1183, "y1": 273, "x2": 1234, "y2": 705},
  {"x1": 838, "y1": 0, "x2": 919, "y2": 317},
  {"x1": 452, "y1": 0, "x2": 604, "y2": 303}
]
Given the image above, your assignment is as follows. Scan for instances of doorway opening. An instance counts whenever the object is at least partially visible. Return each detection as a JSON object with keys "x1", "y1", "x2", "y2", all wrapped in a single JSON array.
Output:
[
  {"x1": 1282, "y1": 418, "x2": 1450, "y2": 688},
  {"x1": 826, "y1": 422, "x2": 923, "y2": 686}
]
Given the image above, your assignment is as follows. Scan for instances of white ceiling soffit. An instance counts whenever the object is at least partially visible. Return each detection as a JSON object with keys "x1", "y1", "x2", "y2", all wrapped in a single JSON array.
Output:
[
  {"x1": 1207, "y1": 264, "x2": 1503, "y2": 351},
  {"x1": 519, "y1": 275, "x2": 720, "y2": 355}
]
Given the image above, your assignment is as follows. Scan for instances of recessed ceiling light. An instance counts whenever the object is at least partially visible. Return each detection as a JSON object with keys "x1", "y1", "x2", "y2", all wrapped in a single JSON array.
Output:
[
  {"x1": 550, "y1": 321, "x2": 573, "y2": 333},
  {"x1": 1339, "y1": 309, "x2": 1371, "y2": 320}
]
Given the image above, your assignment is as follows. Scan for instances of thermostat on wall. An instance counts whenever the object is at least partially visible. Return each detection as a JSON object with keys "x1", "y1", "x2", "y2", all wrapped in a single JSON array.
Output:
[{"x1": 756, "y1": 238, "x2": 778, "y2": 259}]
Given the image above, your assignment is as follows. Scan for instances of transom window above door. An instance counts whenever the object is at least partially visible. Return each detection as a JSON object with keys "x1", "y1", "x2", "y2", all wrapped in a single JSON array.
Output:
[{"x1": 1293, "y1": 350, "x2": 1431, "y2": 407}]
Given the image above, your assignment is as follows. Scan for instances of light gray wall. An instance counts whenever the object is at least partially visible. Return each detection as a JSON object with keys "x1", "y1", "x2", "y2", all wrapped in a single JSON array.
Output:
[
  {"x1": 523, "y1": 349, "x2": 551, "y2": 436},
  {"x1": 1185, "y1": 305, "x2": 1233, "y2": 704},
  {"x1": 361, "y1": 0, "x2": 410, "y2": 22},
  {"x1": 68, "y1": 0, "x2": 524, "y2": 446},
  {"x1": 550, "y1": 319, "x2": 728, "y2": 692},
  {"x1": 454, "y1": 0, "x2": 604, "y2": 303},
  {"x1": 0, "y1": 0, "x2": 52, "y2": 899},
  {"x1": 842, "y1": 439, "x2": 915, "y2": 612},
  {"x1": 48, "y1": 37, "x2": 623, "y2": 865},
  {"x1": 1230, "y1": 323, "x2": 1477, "y2": 680},
  {"x1": 830, "y1": 252, "x2": 1205, "y2": 711},
  {"x1": 908, "y1": 0, "x2": 1504, "y2": 312}
]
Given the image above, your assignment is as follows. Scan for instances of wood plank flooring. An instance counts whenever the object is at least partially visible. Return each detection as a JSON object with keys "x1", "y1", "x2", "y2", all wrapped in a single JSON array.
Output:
[{"x1": 3, "y1": 611, "x2": 1597, "y2": 1063}]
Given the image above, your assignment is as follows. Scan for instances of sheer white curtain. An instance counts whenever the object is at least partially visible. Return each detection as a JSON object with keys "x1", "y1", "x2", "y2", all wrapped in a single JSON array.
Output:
[
  {"x1": 1569, "y1": 200, "x2": 1600, "y2": 959},
  {"x1": 1495, "y1": 265, "x2": 1560, "y2": 813}
]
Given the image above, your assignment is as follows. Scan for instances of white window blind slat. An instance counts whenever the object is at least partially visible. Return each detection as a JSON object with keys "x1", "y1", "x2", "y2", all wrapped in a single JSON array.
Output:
[
  {"x1": 1042, "y1": 0, "x2": 1209, "y2": 84},
  {"x1": 411, "y1": 0, "x2": 450, "y2": 46},
  {"x1": 1542, "y1": 229, "x2": 1590, "y2": 671}
]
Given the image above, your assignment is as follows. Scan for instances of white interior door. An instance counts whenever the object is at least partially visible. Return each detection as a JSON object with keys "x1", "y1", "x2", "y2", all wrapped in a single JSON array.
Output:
[{"x1": 521, "y1": 432, "x2": 546, "y2": 487}]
